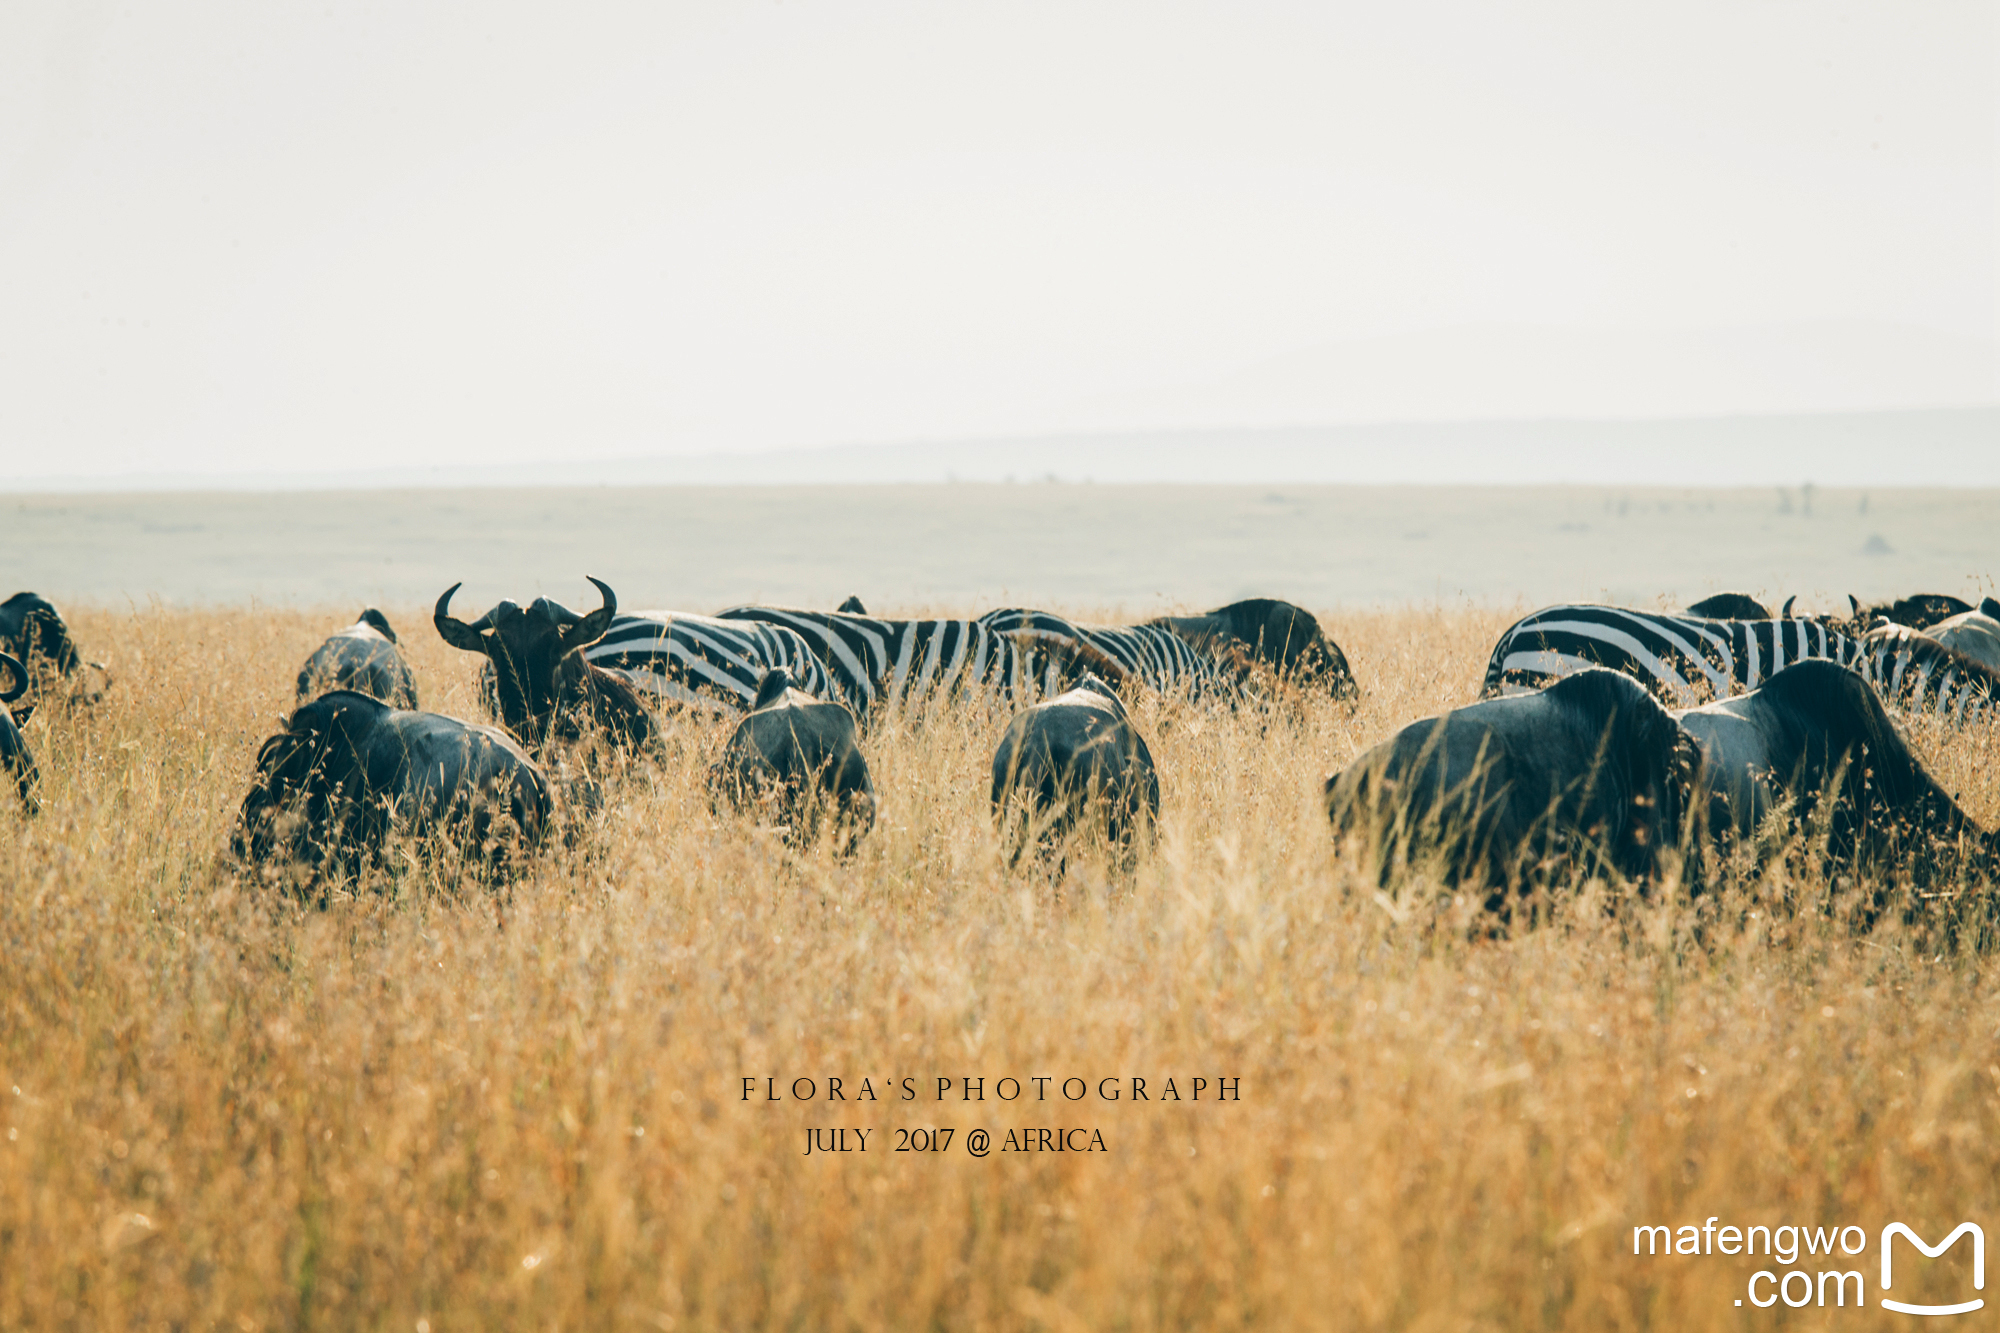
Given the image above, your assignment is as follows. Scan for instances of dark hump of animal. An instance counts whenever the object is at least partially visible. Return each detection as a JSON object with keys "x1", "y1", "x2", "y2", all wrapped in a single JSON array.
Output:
[
  {"x1": 1859, "y1": 593, "x2": 1974, "y2": 631},
  {"x1": 0, "y1": 592, "x2": 81, "y2": 677},
  {"x1": 990, "y1": 678, "x2": 1159, "y2": 851},
  {"x1": 1705, "y1": 659, "x2": 1995, "y2": 873},
  {"x1": 1205, "y1": 598, "x2": 1358, "y2": 697},
  {"x1": 716, "y1": 677, "x2": 876, "y2": 842},
  {"x1": 298, "y1": 613, "x2": 419, "y2": 708},
  {"x1": 1328, "y1": 667, "x2": 1688, "y2": 893},
  {"x1": 0, "y1": 651, "x2": 38, "y2": 812},
  {"x1": 234, "y1": 689, "x2": 549, "y2": 872},
  {"x1": 837, "y1": 595, "x2": 868, "y2": 615},
  {"x1": 1744, "y1": 660, "x2": 1953, "y2": 815},
  {"x1": 1686, "y1": 592, "x2": 1771, "y2": 619}
]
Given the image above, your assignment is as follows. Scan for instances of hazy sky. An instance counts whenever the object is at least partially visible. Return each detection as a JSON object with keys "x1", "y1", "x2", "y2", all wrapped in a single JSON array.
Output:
[{"x1": 0, "y1": 2, "x2": 1993, "y2": 479}]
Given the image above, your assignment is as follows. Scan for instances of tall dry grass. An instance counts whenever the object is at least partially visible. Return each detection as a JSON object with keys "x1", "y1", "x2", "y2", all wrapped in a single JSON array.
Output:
[{"x1": 2, "y1": 602, "x2": 1998, "y2": 1331}]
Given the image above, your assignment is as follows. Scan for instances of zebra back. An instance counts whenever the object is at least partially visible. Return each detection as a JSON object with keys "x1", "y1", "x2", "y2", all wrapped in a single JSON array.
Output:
[
  {"x1": 975, "y1": 609, "x2": 1253, "y2": 702},
  {"x1": 716, "y1": 607, "x2": 1135, "y2": 719},
  {"x1": 1854, "y1": 623, "x2": 2000, "y2": 725},
  {"x1": 581, "y1": 612, "x2": 837, "y2": 715},
  {"x1": 1483, "y1": 605, "x2": 1997, "y2": 723}
]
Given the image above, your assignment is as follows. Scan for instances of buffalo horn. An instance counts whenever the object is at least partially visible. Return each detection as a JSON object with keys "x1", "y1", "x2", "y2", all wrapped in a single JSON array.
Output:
[
  {"x1": 0, "y1": 651, "x2": 24, "y2": 704},
  {"x1": 434, "y1": 583, "x2": 493, "y2": 651},
  {"x1": 560, "y1": 576, "x2": 619, "y2": 650}
]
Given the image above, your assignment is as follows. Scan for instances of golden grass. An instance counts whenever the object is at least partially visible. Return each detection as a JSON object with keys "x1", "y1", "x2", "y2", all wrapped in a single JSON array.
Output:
[{"x1": 3, "y1": 602, "x2": 1998, "y2": 1331}]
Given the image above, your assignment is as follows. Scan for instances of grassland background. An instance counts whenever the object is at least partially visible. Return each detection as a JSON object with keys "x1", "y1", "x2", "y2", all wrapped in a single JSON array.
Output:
[
  {"x1": 5, "y1": 483, "x2": 1996, "y2": 613},
  {"x1": 3, "y1": 598, "x2": 1999, "y2": 1331}
]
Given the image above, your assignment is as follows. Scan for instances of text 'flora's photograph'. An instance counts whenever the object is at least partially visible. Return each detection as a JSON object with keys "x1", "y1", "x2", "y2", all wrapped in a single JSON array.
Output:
[{"x1": 1, "y1": 2, "x2": 1995, "y2": 1328}]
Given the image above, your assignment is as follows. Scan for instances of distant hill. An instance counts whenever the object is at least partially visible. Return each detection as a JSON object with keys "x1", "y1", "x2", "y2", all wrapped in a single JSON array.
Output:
[{"x1": 5, "y1": 407, "x2": 1996, "y2": 491}]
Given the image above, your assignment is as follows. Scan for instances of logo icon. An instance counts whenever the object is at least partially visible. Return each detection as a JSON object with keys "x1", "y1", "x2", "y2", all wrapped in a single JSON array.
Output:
[{"x1": 1881, "y1": 1223, "x2": 1985, "y2": 1317}]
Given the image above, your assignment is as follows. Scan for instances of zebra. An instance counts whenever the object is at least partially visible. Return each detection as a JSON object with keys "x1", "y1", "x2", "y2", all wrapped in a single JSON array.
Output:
[
  {"x1": 711, "y1": 605, "x2": 1130, "y2": 720},
  {"x1": 578, "y1": 610, "x2": 842, "y2": 716},
  {"x1": 1480, "y1": 604, "x2": 1999, "y2": 724},
  {"x1": 973, "y1": 608, "x2": 1258, "y2": 704},
  {"x1": 980, "y1": 600, "x2": 1359, "y2": 703}
]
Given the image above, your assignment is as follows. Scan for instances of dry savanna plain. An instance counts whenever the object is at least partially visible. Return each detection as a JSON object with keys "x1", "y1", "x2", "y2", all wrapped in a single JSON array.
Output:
[{"x1": 5, "y1": 486, "x2": 2000, "y2": 1331}]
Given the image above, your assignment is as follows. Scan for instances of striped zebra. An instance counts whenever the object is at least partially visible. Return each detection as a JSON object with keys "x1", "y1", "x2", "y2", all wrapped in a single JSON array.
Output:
[
  {"x1": 973, "y1": 608, "x2": 1258, "y2": 704},
  {"x1": 580, "y1": 612, "x2": 839, "y2": 716},
  {"x1": 712, "y1": 606, "x2": 1127, "y2": 720},
  {"x1": 1481, "y1": 605, "x2": 2000, "y2": 724}
]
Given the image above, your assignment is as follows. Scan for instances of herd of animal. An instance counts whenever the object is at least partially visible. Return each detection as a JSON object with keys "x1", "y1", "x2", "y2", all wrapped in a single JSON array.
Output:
[{"x1": 2, "y1": 583, "x2": 1997, "y2": 909}]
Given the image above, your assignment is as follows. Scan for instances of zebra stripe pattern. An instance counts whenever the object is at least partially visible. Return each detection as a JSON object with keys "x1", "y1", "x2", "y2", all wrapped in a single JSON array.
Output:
[
  {"x1": 973, "y1": 609, "x2": 1251, "y2": 702},
  {"x1": 580, "y1": 612, "x2": 837, "y2": 715},
  {"x1": 1482, "y1": 605, "x2": 2000, "y2": 723},
  {"x1": 714, "y1": 607, "x2": 1112, "y2": 718}
]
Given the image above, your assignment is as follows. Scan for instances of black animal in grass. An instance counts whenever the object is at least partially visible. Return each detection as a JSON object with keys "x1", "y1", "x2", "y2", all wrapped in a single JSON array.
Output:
[
  {"x1": 1675, "y1": 660, "x2": 1994, "y2": 879},
  {"x1": 297, "y1": 609, "x2": 418, "y2": 709},
  {"x1": 435, "y1": 577, "x2": 655, "y2": 751},
  {"x1": 1326, "y1": 669, "x2": 1696, "y2": 900},
  {"x1": 0, "y1": 592, "x2": 108, "y2": 702},
  {"x1": 0, "y1": 651, "x2": 39, "y2": 813},
  {"x1": 1846, "y1": 592, "x2": 1975, "y2": 634},
  {"x1": 1327, "y1": 662, "x2": 1995, "y2": 899},
  {"x1": 234, "y1": 690, "x2": 551, "y2": 882},
  {"x1": 991, "y1": 673, "x2": 1160, "y2": 863},
  {"x1": 1686, "y1": 592, "x2": 1773, "y2": 619},
  {"x1": 711, "y1": 668, "x2": 876, "y2": 848},
  {"x1": 1899, "y1": 598, "x2": 2000, "y2": 673},
  {"x1": 1147, "y1": 598, "x2": 1359, "y2": 700}
]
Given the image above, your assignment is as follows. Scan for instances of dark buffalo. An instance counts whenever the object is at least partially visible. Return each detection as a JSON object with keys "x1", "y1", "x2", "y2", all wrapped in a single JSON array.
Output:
[
  {"x1": 0, "y1": 592, "x2": 107, "y2": 702},
  {"x1": 1150, "y1": 598, "x2": 1358, "y2": 700},
  {"x1": 1920, "y1": 599, "x2": 2000, "y2": 673},
  {"x1": 1328, "y1": 661, "x2": 1995, "y2": 902},
  {"x1": 1847, "y1": 592, "x2": 1974, "y2": 634},
  {"x1": 298, "y1": 609, "x2": 418, "y2": 708},
  {"x1": 711, "y1": 668, "x2": 876, "y2": 848},
  {"x1": 1686, "y1": 592, "x2": 1773, "y2": 619},
  {"x1": 234, "y1": 689, "x2": 550, "y2": 880},
  {"x1": 434, "y1": 577, "x2": 654, "y2": 750},
  {"x1": 1677, "y1": 660, "x2": 1995, "y2": 879},
  {"x1": 0, "y1": 652, "x2": 38, "y2": 813},
  {"x1": 1326, "y1": 668, "x2": 1694, "y2": 898},
  {"x1": 992, "y1": 673, "x2": 1160, "y2": 862}
]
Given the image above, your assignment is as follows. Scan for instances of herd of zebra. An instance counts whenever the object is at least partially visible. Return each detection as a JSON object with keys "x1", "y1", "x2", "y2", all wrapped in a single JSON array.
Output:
[{"x1": 2, "y1": 583, "x2": 1997, "y2": 907}]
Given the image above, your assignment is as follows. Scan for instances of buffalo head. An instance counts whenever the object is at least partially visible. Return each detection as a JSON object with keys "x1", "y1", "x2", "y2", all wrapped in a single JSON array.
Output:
[{"x1": 435, "y1": 577, "x2": 630, "y2": 746}]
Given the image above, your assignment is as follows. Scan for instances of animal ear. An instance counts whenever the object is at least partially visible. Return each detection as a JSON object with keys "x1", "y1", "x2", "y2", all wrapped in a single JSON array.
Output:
[
  {"x1": 1781, "y1": 595, "x2": 1796, "y2": 618},
  {"x1": 837, "y1": 595, "x2": 867, "y2": 614},
  {"x1": 562, "y1": 576, "x2": 618, "y2": 650},
  {"x1": 754, "y1": 668, "x2": 792, "y2": 709},
  {"x1": 434, "y1": 583, "x2": 491, "y2": 651},
  {"x1": 1983, "y1": 597, "x2": 2000, "y2": 620}
]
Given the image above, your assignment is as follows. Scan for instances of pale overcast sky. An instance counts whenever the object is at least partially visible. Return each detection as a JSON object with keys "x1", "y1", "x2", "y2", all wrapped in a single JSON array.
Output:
[{"x1": 0, "y1": 2, "x2": 1993, "y2": 480}]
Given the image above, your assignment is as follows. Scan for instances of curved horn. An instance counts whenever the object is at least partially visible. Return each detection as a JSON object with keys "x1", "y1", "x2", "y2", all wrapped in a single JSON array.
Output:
[
  {"x1": 1781, "y1": 595, "x2": 1797, "y2": 618},
  {"x1": 1848, "y1": 593, "x2": 1861, "y2": 620},
  {"x1": 561, "y1": 576, "x2": 618, "y2": 649},
  {"x1": 0, "y1": 652, "x2": 25, "y2": 704},
  {"x1": 434, "y1": 583, "x2": 492, "y2": 652}
]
